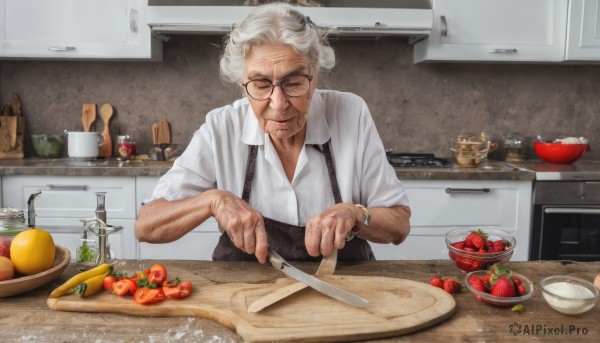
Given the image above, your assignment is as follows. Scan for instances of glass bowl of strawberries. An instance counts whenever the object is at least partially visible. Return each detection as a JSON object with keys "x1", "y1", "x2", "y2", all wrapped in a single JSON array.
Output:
[
  {"x1": 464, "y1": 265, "x2": 533, "y2": 307},
  {"x1": 445, "y1": 228, "x2": 516, "y2": 272}
]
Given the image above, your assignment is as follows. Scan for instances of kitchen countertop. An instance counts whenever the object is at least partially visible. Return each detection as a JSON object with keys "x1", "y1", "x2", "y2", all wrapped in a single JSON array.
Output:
[
  {"x1": 0, "y1": 259, "x2": 597, "y2": 342},
  {"x1": 0, "y1": 158, "x2": 536, "y2": 180}
]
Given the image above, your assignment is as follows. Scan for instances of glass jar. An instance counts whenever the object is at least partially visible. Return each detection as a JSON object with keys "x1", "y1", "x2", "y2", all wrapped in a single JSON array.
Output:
[
  {"x1": 116, "y1": 134, "x2": 137, "y2": 161},
  {"x1": 503, "y1": 133, "x2": 526, "y2": 162},
  {"x1": 76, "y1": 238, "x2": 99, "y2": 271},
  {"x1": 0, "y1": 208, "x2": 27, "y2": 237}
]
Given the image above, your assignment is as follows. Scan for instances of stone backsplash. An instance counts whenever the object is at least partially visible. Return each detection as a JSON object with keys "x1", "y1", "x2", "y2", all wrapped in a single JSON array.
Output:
[{"x1": 1, "y1": 35, "x2": 599, "y2": 160}]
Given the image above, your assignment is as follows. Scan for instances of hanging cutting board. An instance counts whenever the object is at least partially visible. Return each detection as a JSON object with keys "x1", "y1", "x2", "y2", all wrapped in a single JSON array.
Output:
[
  {"x1": 48, "y1": 275, "x2": 455, "y2": 342},
  {"x1": 98, "y1": 104, "x2": 113, "y2": 158},
  {"x1": 157, "y1": 118, "x2": 171, "y2": 144}
]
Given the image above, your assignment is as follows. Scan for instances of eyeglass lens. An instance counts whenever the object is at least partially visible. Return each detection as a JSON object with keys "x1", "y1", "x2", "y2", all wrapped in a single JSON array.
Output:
[{"x1": 245, "y1": 75, "x2": 311, "y2": 100}]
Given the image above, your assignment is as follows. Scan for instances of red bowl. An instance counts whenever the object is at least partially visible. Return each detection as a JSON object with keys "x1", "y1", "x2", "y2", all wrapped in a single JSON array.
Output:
[{"x1": 533, "y1": 142, "x2": 589, "y2": 164}]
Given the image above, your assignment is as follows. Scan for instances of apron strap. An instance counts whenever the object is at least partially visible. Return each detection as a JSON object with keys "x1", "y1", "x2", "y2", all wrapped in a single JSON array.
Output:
[
  {"x1": 321, "y1": 139, "x2": 343, "y2": 204},
  {"x1": 242, "y1": 144, "x2": 258, "y2": 203}
]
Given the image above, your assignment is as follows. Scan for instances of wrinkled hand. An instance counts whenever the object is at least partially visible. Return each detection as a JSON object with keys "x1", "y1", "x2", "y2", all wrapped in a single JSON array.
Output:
[
  {"x1": 210, "y1": 191, "x2": 268, "y2": 263},
  {"x1": 305, "y1": 203, "x2": 357, "y2": 257}
]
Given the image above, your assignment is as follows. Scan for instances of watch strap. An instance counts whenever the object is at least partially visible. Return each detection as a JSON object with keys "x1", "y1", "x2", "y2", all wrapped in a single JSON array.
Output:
[{"x1": 346, "y1": 204, "x2": 370, "y2": 241}]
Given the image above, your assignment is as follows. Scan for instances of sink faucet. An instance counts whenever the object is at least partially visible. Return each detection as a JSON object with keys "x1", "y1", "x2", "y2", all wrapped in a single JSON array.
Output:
[{"x1": 95, "y1": 192, "x2": 109, "y2": 264}]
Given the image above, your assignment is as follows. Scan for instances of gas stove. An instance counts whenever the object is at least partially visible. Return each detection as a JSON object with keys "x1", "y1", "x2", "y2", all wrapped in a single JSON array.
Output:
[{"x1": 386, "y1": 153, "x2": 453, "y2": 168}]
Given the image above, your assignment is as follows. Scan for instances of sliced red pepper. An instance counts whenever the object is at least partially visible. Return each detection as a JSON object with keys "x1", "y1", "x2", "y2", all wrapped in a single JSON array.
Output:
[
  {"x1": 112, "y1": 279, "x2": 133, "y2": 296},
  {"x1": 148, "y1": 263, "x2": 168, "y2": 286},
  {"x1": 163, "y1": 278, "x2": 192, "y2": 299},
  {"x1": 134, "y1": 287, "x2": 165, "y2": 304}
]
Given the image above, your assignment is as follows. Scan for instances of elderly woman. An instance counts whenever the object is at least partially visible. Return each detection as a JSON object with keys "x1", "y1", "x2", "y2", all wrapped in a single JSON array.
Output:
[{"x1": 135, "y1": 2, "x2": 410, "y2": 264}]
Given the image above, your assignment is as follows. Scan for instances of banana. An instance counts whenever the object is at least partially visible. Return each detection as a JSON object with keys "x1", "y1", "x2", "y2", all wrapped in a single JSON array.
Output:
[
  {"x1": 73, "y1": 271, "x2": 110, "y2": 298},
  {"x1": 49, "y1": 263, "x2": 113, "y2": 298}
]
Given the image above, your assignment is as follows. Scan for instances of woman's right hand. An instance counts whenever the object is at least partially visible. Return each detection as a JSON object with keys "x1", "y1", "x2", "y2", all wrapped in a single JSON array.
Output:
[{"x1": 208, "y1": 190, "x2": 269, "y2": 263}]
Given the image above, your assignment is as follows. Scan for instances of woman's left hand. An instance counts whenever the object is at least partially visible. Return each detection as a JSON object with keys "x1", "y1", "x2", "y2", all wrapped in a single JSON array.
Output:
[{"x1": 304, "y1": 203, "x2": 359, "y2": 257}]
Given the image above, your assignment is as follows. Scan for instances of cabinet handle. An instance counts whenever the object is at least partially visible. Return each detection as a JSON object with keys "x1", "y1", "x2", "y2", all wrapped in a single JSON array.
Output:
[
  {"x1": 440, "y1": 15, "x2": 448, "y2": 36},
  {"x1": 489, "y1": 48, "x2": 518, "y2": 54},
  {"x1": 545, "y1": 208, "x2": 600, "y2": 215},
  {"x1": 130, "y1": 9, "x2": 138, "y2": 32},
  {"x1": 46, "y1": 184, "x2": 88, "y2": 191},
  {"x1": 48, "y1": 46, "x2": 76, "y2": 51},
  {"x1": 445, "y1": 188, "x2": 490, "y2": 194}
]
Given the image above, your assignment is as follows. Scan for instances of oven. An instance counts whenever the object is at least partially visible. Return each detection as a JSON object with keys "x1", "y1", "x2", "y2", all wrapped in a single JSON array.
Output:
[{"x1": 530, "y1": 181, "x2": 600, "y2": 261}]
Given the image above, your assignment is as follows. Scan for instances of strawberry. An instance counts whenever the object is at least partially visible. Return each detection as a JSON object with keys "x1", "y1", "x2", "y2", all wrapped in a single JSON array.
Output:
[
  {"x1": 511, "y1": 275, "x2": 522, "y2": 285},
  {"x1": 450, "y1": 241, "x2": 465, "y2": 250},
  {"x1": 464, "y1": 229, "x2": 487, "y2": 250},
  {"x1": 451, "y1": 253, "x2": 476, "y2": 272},
  {"x1": 482, "y1": 273, "x2": 493, "y2": 285},
  {"x1": 429, "y1": 275, "x2": 444, "y2": 289},
  {"x1": 490, "y1": 274, "x2": 516, "y2": 297},
  {"x1": 516, "y1": 284, "x2": 527, "y2": 296},
  {"x1": 470, "y1": 259, "x2": 485, "y2": 271},
  {"x1": 492, "y1": 240, "x2": 507, "y2": 252},
  {"x1": 468, "y1": 276, "x2": 486, "y2": 301},
  {"x1": 443, "y1": 278, "x2": 461, "y2": 295}
]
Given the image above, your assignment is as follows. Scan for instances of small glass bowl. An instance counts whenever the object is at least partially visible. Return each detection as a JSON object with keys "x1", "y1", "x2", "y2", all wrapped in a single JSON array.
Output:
[
  {"x1": 446, "y1": 228, "x2": 516, "y2": 272},
  {"x1": 540, "y1": 276, "x2": 599, "y2": 315},
  {"x1": 464, "y1": 270, "x2": 534, "y2": 307},
  {"x1": 451, "y1": 135, "x2": 490, "y2": 167}
]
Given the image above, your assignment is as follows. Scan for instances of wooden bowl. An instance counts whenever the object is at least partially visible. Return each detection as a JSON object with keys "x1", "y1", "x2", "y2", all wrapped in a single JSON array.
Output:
[{"x1": 0, "y1": 245, "x2": 71, "y2": 297}]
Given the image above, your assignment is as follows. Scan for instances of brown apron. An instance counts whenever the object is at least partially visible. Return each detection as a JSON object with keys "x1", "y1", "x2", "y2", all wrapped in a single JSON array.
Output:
[{"x1": 212, "y1": 140, "x2": 374, "y2": 262}]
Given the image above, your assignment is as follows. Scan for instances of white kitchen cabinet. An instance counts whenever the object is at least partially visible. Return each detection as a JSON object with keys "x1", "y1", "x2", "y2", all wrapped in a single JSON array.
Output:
[
  {"x1": 135, "y1": 176, "x2": 221, "y2": 260},
  {"x1": 0, "y1": 0, "x2": 161, "y2": 60},
  {"x1": 371, "y1": 180, "x2": 532, "y2": 261},
  {"x1": 566, "y1": 0, "x2": 600, "y2": 60},
  {"x1": 413, "y1": 0, "x2": 568, "y2": 63},
  {"x1": 2, "y1": 175, "x2": 138, "y2": 260}
]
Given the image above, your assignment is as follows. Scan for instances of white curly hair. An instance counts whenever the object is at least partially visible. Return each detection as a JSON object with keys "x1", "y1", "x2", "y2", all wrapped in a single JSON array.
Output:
[{"x1": 219, "y1": 2, "x2": 335, "y2": 84}]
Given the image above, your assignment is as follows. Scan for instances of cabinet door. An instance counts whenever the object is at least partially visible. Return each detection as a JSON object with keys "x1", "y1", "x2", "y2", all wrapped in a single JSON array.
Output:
[
  {"x1": 138, "y1": 218, "x2": 221, "y2": 260},
  {"x1": 414, "y1": 0, "x2": 568, "y2": 62},
  {"x1": 370, "y1": 180, "x2": 532, "y2": 261},
  {"x1": 0, "y1": 0, "x2": 160, "y2": 60},
  {"x1": 135, "y1": 176, "x2": 221, "y2": 260},
  {"x1": 2, "y1": 175, "x2": 138, "y2": 260},
  {"x1": 566, "y1": 0, "x2": 600, "y2": 60}
]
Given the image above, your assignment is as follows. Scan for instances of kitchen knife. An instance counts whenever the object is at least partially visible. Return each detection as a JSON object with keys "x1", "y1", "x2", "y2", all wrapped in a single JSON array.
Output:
[
  {"x1": 266, "y1": 249, "x2": 369, "y2": 308},
  {"x1": 248, "y1": 249, "x2": 338, "y2": 313}
]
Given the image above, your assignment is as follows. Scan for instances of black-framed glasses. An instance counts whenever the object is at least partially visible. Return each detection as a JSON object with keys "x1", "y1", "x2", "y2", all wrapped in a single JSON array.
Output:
[{"x1": 242, "y1": 74, "x2": 313, "y2": 101}]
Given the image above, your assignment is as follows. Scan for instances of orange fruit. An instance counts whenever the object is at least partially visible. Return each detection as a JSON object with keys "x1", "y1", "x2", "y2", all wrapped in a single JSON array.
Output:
[{"x1": 10, "y1": 228, "x2": 55, "y2": 275}]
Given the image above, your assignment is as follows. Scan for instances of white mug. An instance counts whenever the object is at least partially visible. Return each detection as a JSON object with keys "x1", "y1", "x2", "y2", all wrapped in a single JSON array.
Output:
[{"x1": 66, "y1": 131, "x2": 105, "y2": 159}]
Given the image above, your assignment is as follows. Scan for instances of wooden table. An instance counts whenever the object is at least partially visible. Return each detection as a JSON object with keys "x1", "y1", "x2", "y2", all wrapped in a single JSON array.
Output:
[{"x1": 1, "y1": 260, "x2": 598, "y2": 342}]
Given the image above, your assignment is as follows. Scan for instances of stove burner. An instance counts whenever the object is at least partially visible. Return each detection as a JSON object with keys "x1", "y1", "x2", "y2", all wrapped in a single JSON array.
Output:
[{"x1": 386, "y1": 153, "x2": 453, "y2": 168}]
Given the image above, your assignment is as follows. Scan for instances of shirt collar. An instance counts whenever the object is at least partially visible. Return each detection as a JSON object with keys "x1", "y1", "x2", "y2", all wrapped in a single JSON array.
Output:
[{"x1": 241, "y1": 90, "x2": 330, "y2": 146}]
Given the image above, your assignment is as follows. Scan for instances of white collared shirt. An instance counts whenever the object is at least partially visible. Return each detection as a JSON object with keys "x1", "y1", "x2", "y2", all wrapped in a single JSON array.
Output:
[{"x1": 149, "y1": 89, "x2": 409, "y2": 225}]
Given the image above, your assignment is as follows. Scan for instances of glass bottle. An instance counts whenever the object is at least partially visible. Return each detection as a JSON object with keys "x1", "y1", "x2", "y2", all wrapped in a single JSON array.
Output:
[{"x1": 503, "y1": 133, "x2": 526, "y2": 162}]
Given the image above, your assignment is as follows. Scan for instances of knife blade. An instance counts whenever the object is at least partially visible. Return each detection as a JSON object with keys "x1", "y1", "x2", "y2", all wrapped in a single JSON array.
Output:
[{"x1": 267, "y1": 249, "x2": 369, "y2": 308}]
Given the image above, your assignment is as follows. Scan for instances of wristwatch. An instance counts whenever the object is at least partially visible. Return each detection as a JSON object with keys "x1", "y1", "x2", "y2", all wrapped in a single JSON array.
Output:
[{"x1": 346, "y1": 204, "x2": 370, "y2": 241}]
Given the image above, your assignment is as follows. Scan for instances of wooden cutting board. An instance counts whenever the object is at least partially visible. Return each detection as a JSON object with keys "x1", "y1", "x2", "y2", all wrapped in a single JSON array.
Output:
[{"x1": 48, "y1": 275, "x2": 455, "y2": 343}]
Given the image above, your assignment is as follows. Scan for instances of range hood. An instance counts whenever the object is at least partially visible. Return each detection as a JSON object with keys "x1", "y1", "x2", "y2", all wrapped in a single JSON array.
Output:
[{"x1": 148, "y1": 0, "x2": 433, "y2": 39}]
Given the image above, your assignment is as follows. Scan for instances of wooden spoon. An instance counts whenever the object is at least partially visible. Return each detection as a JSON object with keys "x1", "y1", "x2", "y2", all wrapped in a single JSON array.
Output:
[
  {"x1": 98, "y1": 104, "x2": 113, "y2": 158},
  {"x1": 82, "y1": 104, "x2": 96, "y2": 132}
]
